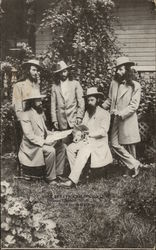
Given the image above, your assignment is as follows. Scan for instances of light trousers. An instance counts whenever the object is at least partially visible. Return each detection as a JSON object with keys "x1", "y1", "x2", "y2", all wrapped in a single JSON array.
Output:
[
  {"x1": 67, "y1": 142, "x2": 91, "y2": 184},
  {"x1": 43, "y1": 141, "x2": 66, "y2": 181},
  {"x1": 110, "y1": 118, "x2": 140, "y2": 170}
]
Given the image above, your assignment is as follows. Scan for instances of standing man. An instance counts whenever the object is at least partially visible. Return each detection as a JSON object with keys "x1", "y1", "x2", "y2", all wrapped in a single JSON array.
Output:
[
  {"x1": 60, "y1": 87, "x2": 113, "y2": 187},
  {"x1": 18, "y1": 90, "x2": 66, "y2": 184},
  {"x1": 102, "y1": 56, "x2": 142, "y2": 177},
  {"x1": 12, "y1": 59, "x2": 42, "y2": 120},
  {"x1": 51, "y1": 61, "x2": 85, "y2": 132}
]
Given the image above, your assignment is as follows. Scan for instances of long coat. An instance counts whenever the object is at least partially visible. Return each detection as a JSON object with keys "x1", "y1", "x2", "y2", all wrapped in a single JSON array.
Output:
[
  {"x1": 103, "y1": 79, "x2": 141, "y2": 145},
  {"x1": 83, "y1": 106, "x2": 113, "y2": 168},
  {"x1": 12, "y1": 79, "x2": 40, "y2": 120},
  {"x1": 18, "y1": 108, "x2": 48, "y2": 167},
  {"x1": 51, "y1": 80, "x2": 85, "y2": 130}
]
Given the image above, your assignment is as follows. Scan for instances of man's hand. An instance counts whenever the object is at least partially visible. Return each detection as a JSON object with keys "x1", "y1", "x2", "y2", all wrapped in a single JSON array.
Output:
[
  {"x1": 76, "y1": 118, "x2": 82, "y2": 125},
  {"x1": 44, "y1": 136, "x2": 55, "y2": 146},
  {"x1": 111, "y1": 109, "x2": 122, "y2": 118},
  {"x1": 53, "y1": 121, "x2": 59, "y2": 130}
]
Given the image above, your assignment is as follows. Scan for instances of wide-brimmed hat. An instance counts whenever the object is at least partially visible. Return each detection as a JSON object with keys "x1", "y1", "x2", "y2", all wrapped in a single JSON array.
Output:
[
  {"x1": 114, "y1": 56, "x2": 135, "y2": 68},
  {"x1": 83, "y1": 87, "x2": 104, "y2": 99},
  {"x1": 53, "y1": 61, "x2": 73, "y2": 74},
  {"x1": 22, "y1": 59, "x2": 43, "y2": 70},
  {"x1": 23, "y1": 90, "x2": 46, "y2": 101}
]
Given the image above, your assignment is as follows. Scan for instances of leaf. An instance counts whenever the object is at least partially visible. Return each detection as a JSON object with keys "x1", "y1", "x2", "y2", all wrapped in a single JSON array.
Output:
[{"x1": 5, "y1": 235, "x2": 16, "y2": 245}]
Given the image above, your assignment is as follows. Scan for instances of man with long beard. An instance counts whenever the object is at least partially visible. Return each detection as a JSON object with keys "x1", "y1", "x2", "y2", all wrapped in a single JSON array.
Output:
[
  {"x1": 12, "y1": 59, "x2": 42, "y2": 120},
  {"x1": 102, "y1": 56, "x2": 143, "y2": 177},
  {"x1": 18, "y1": 90, "x2": 66, "y2": 184},
  {"x1": 60, "y1": 87, "x2": 113, "y2": 187}
]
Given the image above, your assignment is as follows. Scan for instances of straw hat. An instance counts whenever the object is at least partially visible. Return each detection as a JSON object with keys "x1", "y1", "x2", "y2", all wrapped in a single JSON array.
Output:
[
  {"x1": 83, "y1": 87, "x2": 104, "y2": 99},
  {"x1": 22, "y1": 59, "x2": 43, "y2": 70},
  {"x1": 23, "y1": 90, "x2": 46, "y2": 101},
  {"x1": 53, "y1": 61, "x2": 73, "y2": 74},
  {"x1": 115, "y1": 56, "x2": 135, "y2": 68}
]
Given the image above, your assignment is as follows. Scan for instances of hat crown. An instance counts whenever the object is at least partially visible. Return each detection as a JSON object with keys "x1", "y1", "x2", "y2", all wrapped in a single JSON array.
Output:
[
  {"x1": 22, "y1": 59, "x2": 42, "y2": 69},
  {"x1": 116, "y1": 56, "x2": 135, "y2": 67},
  {"x1": 53, "y1": 60, "x2": 72, "y2": 73},
  {"x1": 86, "y1": 87, "x2": 99, "y2": 96},
  {"x1": 23, "y1": 89, "x2": 46, "y2": 101}
]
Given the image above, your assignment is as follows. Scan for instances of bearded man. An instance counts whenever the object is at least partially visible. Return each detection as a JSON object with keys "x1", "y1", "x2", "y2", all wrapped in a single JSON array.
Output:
[
  {"x1": 60, "y1": 87, "x2": 113, "y2": 187},
  {"x1": 12, "y1": 59, "x2": 42, "y2": 120},
  {"x1": 102, "y1": 56, "x2": 142, "y2": 177},
  {"x1": 18, "y1": 90, "x2": 66, "y2": 184},
  {"x1": 51, "y1": 61, "x2": 85, "y2": 132}
]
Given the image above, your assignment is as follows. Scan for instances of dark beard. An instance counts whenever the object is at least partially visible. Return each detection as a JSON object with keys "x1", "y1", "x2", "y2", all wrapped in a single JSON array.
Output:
[
  {"x1": 60, "y1": 75, "x2": 68, "y2": 82},
  {"x1": 87, "y1": 105, "x2": 96, "y2": 117},
  {"x1": 114, "y1": 73, "x2": 125, "y2": 83},
  {"x1": 34, "y1": 105, "x2": 43, "y2": 114},
  {"x1": 28, "y1": 74, "x2": 38, "y2": 83}
]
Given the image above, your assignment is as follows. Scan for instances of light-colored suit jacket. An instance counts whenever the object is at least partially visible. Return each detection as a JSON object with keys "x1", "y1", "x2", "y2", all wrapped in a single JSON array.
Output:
[
  {"x1": 12, "y1": 79, "x2": 40, "y2": 120},
  {"x1": 18, "y1": 108, "x2": 48, "y2": 167},
  {"x1": 51, "y1": 80, "x2": 85, "y2": 130},
  {"x1": 103, "y1": 79, "x2": 141, "y2": 144},
  {"x1": 83, "y1": 106, "x2": 113, "y2": 168}
]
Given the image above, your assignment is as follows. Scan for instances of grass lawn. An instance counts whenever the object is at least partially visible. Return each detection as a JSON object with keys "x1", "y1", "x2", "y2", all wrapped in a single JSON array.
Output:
[{"x1": 1, "y1": 157, "x2": 155, "y2": 248}]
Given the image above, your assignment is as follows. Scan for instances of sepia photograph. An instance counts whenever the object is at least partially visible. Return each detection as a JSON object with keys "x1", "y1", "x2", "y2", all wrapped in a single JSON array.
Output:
[{"x1": 1, "y1": 0, "x2": 156, "y2": 249}]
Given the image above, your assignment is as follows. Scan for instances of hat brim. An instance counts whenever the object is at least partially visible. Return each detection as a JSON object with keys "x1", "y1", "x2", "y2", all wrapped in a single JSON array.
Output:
[
  {"x1": 83, "y1": 92, "x2": 104, "y2": 99},
  {"x1": 73, "y1": 124, "x2": 89, "y2": 132},
  {"x1": 22, "y1": 62, "x2": 43, "y2": 70},
  {"x1": 23, "y1": 94, "x2": 46, "y2": 101},
  {"x1": 53, "y1": 64, "x2": 73, "y2": 74},
  {"x1": 114, "y1": 61, "x2": 135, "y2": 68}
]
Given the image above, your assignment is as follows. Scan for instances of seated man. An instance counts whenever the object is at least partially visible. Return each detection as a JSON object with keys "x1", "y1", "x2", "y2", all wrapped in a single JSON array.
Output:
[
  {"x1": 18, "y1": 90, "x2": 66, "y2": 184},
  {"x1": 60, "y1": 87, "x2": 113, "y2": 187}
]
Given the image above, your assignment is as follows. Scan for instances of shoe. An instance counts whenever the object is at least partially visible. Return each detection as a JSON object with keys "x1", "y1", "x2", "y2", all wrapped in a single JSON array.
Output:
[
  {"x1": 49, "y1": 180, "x2": 58, "y2": 185},
  {"x1": 44, "y1": 178, "x2": 58, "y2": 185},
  {"x1": 59, "y1": 180, "x2": 75, "y2": 188},
  {"x1": 57, "y1": 175, "x2": 69, "y2": 182},
  {"x1": 132, "y1": 166, "x2": 139, "y2": 178}
]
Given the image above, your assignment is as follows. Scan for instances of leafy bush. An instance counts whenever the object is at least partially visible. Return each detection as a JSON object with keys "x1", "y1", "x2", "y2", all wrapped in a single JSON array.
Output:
[
  {"x1": 39, "y1": 0, "x2": 120, "y2": 95},
  {"x1": 1, "y1": 181, "x2": 59, "y2": 248}
]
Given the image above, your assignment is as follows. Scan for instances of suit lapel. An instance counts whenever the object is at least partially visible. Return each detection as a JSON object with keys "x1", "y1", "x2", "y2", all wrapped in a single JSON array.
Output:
[
  {"x1": 117, "y1": 84, "x2": 130, "y2": 100},
  {"x1": 56, "y1": 84, "x2": 65, "y2": 100},
  {"x1": 31, "y1": 109, "x2": 45, "y2": 131}
]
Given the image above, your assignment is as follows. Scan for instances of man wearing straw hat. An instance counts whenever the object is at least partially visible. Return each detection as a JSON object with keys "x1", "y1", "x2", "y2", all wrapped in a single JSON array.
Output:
[
  {"x1": 60, "y1": 87, "x2": 113, "y2": 187},
  {"x1": 51, "y1": 61, "x2": 85, "y2": 133},
  {"x1": 18, "y1": 90, "x2": 66, "y2": 184},
  {"x1": 12, "y1": 59, "x2": 43, "y2": 120},
  {"x1": 102, "y1": 56, "x2": 142, "y2": 177}
]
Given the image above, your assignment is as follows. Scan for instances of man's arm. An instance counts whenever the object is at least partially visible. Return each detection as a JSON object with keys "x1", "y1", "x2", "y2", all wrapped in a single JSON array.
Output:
[
  {"x1": 12, "y1": 83, "x2": 23, "y2": 120},
  {"x1": 51, "y1": 84, "x2": 59, "y2": 129},
  {"x1": 102, "y1": 81, "x2": 113, "y2": 110},
  {"x1": 75, "y1": 81, "x2": 85, "y2": 121},
  {"x1": 118, "y1": 82, "x2": 141, "y2": 120},
  {"x1": 20, "y1": 113, "x2": 45, "y2": 146}
]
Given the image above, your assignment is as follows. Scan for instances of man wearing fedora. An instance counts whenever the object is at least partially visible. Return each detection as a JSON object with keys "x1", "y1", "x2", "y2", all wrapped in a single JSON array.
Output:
[
  {"x1": 12, "y1": 59, "x2": 42, "y2": 120},
  {"x1": 18, "y1": 90, "x2": 66, "y2": 184},
  {"x1": 102, "y1": 56, "x2": 142, "y2": 177},
  {"x1": 51, "y1": 61, "x2": 85, "y2": 133},
  {"x1": 60, "y1": 87, "x2": 113, "y2": 187}
]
